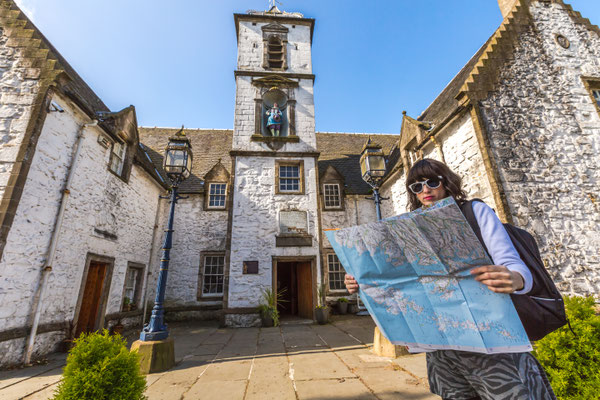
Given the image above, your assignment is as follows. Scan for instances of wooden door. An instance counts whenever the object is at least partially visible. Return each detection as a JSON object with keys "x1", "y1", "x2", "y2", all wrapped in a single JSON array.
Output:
[
  {"x1": 296, "y1": 262, "x2": 313, "y2": 319},
  {"x1": 75, "y1": 261, "x2": 108, "y2": 337}
]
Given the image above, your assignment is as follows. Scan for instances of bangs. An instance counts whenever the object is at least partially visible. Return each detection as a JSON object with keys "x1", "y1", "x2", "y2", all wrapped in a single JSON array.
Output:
[{"x1": 406, "y1": 160, "x2": 442, "y2": 184}]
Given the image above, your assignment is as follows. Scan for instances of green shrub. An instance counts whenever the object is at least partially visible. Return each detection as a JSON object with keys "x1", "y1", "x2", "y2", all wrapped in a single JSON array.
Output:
[
  {"x1": 53, "y1": 330, "x2": 146, "y2": 400},
  {"x1": 533, "y1": 296, "x2": 600, "y2": 400}
]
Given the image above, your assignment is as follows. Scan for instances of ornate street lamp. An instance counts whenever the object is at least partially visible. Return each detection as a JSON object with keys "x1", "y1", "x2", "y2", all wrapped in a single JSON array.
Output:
[
  {"x1": 133, "y1": 127, "x2": 192, "y2": 373},
  {"x1": 360, "y1": 138, "x2": 387, "y2": 220}
]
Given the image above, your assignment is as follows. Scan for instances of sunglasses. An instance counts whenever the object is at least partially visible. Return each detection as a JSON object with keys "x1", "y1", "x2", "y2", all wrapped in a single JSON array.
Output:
[{"x1": 408, "y1": 176, "x2": 443, "y2": 194}]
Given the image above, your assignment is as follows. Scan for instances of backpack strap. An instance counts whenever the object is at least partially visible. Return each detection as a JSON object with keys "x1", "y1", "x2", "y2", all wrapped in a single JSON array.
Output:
[{"x1": 458, "y1": 199, "x2": 490, "y2": 257}]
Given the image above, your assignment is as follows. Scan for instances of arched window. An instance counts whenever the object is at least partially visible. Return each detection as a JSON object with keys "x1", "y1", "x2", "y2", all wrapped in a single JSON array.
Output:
[
  {"x1": 267, "y1": 35, "x2": 284, "y2": 69},
  {"x1": 262, "y1": 89, "x2": 288, "y2": 137}
]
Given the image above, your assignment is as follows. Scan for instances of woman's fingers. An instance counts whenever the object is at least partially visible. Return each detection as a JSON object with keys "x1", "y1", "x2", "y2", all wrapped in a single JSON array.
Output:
[
  {"x1": 344, "y1": 274, "x2": 359, "y2": 294},
  {"x1": 471, "y1": 265, "x2": 524, "y2": 293}
]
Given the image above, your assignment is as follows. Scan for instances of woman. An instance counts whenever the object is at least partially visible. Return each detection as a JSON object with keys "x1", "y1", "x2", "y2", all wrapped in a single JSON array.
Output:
[{"x1": 344, "y1": 159, "x2": 556, "y2": 400}]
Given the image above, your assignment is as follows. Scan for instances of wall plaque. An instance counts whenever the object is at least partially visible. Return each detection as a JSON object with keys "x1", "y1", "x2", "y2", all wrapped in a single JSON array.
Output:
[
  {"x1": 279, "y1": 210, "x2": 308, "y2": 234},
  {"x1": 243, "y1": 261, "x2": 259, "y2": 274}
]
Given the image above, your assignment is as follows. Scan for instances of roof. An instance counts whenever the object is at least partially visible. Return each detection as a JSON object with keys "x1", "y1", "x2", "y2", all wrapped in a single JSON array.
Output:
[
  {"x1": 316, "y1": 132, "x2": 399, "y2": 194},
  {"x1": 138, "y1": 128, "x2": 234, "y2": 193},
  {"x1": 137, "y1": 129, "x2": 399, "y2": 195}
]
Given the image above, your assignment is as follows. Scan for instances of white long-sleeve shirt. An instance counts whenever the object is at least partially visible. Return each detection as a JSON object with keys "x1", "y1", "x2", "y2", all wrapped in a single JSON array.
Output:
[{"x1": 472, "y1": 201, "x2": 532, "y2": 294}]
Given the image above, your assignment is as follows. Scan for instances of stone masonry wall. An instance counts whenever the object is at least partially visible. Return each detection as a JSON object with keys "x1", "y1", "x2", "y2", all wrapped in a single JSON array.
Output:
[
  {"x1": 0, "y1": 93, "x2": 161, "y2": 366},
  {"x1": 228, "y1": 156, "x2": 321, "y2": 312},
  {"x1": 237, "y1": 21, "x2": 312, "y2": 75},
  {"x1": 479, "y1": 1, "x2": 600, "y2": 296},
  {"x1": 321, "y1": 195, "x2": 377, "y2": 249},
  {"x1": 380, "y1": 113, "x2": 495, "y2": 217},
  {"x1": 0, "y1": 28, "x2": 40, "y2": 202}
]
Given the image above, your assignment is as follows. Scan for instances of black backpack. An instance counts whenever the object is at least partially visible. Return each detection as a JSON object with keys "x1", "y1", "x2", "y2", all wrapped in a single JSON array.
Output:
[{"x1": 459, "y1": 199, "x2": 567, "y2": 341}]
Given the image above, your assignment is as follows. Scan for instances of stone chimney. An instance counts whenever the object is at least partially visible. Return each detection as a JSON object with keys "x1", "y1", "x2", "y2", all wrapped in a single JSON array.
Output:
[{"x1": 498, "y1": 0, "x2": 519, "y2": 18}]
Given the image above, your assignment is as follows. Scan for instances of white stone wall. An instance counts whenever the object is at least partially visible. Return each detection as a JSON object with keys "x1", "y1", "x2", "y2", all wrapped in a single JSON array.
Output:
[
  {"x1": 0, "y1": 30, "x2": 41, "y2": 201},
  {"x1": 237, "y1": 20, "x2": 312, "y2": 74},
  {"x1": 479, "y1": 1, "x2": 600, "y2": 296},
  {"x1": 228, "y1": 156, "x2": 321, "y2": 309},
  {"x1": 0, "y1": 93, "x2": 162, "y2": 366},
  {"x1": 152, "y1": 194, "x2": 229, "y2": 308},
  {"x1": 380, "y1": 113, "x2": 494, "y2": 217},
  {"x1": 321, "y1": 195, "x2": 377, "y2": 248}
]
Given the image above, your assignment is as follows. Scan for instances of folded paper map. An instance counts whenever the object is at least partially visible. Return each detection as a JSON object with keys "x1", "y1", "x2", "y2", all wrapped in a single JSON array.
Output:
[{"x1": 324, "y1": 197, "x2": 531, "y2": 354}]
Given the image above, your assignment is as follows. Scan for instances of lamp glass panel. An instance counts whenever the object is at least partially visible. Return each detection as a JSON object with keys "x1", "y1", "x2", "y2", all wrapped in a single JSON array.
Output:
[{"x1": 367, "y1": 155, "x2": 386, "y2": 177}]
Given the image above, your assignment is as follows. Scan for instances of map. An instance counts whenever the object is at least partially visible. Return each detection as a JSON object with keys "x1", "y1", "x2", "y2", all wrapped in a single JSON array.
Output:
[{"x1": 325, "y1": 197, "x2": 531, "y2": 354}]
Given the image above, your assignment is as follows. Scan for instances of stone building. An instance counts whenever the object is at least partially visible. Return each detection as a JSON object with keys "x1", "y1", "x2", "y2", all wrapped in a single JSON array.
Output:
[{"x1": 0, "y1": 0, "x2": 598, "y2": 367}]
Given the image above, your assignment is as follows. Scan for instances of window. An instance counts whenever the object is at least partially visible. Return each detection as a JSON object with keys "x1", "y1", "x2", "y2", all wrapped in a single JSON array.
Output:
[
  {"x1": 201, "y1": 255, "x2": 225, "y2": 296},
  {"x1": 592, "y1": 89, "x2": 600, "y2": 108},
  {"x1": 280, "y1": 165, "x2": 299, "y2": 192},
  {"x1": 122, "y1": 264, "x2": 144, "y2": 311},
  {"x1": 208, "y1": 183, "x2": 227, "y2": 209},
  {"x1": 109, "y1": 141, "x2": 126, "y2": 176},
  {"x1": 323, "y1": 184, "x2": 341, "y2": 209},
  {"x1": 267, "y1": 35, "x2": 284, "y2": 69},
  {"x1": 327, "y1": 254, "x2": 346, "y2": 291},
  {"x1": 275, "y1": 160, "x2": 304, "y2": 194}
]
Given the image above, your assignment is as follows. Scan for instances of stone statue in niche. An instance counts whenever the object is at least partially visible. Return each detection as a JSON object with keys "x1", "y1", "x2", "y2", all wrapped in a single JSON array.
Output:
[{"x1": 265, "y1": 102, "x2": 283, "y2": 136}]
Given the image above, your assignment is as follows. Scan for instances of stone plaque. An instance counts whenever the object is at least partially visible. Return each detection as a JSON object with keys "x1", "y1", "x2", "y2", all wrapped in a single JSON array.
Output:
[
  {"x1": 279, "y1": 210, "x2": 308, "y2": 234},
  {"x1": 243, "y1": 261, "x2": 258, "y2": 274}
]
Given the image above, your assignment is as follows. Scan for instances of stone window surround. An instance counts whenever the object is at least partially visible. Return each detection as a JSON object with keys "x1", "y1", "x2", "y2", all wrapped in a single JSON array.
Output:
[
  {"x1": 72, "y1": 253, "x2": 115, "y2": 338},
  {"x1": 121, "y1": 262, "x2": 145, "y2": 311},
  {"x1": 198, "y1": 251, "x2": 226, "y2": 300},
  {"x1": 322, "y1": 183, "x2": 344, "y2": 211},
  {"x1": 205, "y1": 182, "x2": 228, "y2": 211},
  {"x1": 323, "y1": 251, "x2": 347, "y2": 293},
  {"x1": 581, "y1": 76, "x2": 600, "y2": 116},
  {"x1": 261, "y1": 23, "x2": 289, "y2": 71},
  {"x1": 275, "y1": 159, "x2": 305, "y2": 195}
]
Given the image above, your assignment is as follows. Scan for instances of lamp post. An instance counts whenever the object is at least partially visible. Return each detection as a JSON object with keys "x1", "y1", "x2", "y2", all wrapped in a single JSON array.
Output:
[{"x1": 132, "y1": 127, "x2": 192, "y2": 374}]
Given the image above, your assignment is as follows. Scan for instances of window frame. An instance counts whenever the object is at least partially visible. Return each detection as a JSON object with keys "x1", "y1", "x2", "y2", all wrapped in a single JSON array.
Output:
[
  {"x1": 275, "y1": 160, "x2": 304, "y2": 195},
  {"x1": 322, "y1": 183, "x2": 343, "y2": 210},
  {"x1": 198, "y1": 252, "x2": 226, "y2": 299},
  {"x1": 121, "y1": 263, "x2": 145, "y2": 312},
  {"x1": 206, "y1": 182, "x2": 228, "y2": 210},
  {"x1": 108, "y1": 140, "x2": 132, "y2": 182},
  {"x1": 326, "y1": 252, "x2": 347, "y2": 293}
]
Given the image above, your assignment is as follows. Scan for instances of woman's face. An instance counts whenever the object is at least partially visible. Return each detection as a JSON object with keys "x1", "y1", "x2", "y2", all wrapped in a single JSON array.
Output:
[{"x1": 415, "y1": 177, "x2": 447, "y2": 206}]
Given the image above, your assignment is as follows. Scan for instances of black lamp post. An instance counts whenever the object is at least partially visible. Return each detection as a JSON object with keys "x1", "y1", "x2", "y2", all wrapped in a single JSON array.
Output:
[
  {"x1": 360, "y1": 138, "x2": 387, "y2": 221},
  {"x1": 140, "y1": 127, "x2": 192, "y2": 342}
]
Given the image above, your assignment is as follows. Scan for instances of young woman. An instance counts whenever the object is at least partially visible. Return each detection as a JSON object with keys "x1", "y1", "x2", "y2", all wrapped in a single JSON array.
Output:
[{"x1": 344, "y1": 158, "x2": 556, "y2": 400}]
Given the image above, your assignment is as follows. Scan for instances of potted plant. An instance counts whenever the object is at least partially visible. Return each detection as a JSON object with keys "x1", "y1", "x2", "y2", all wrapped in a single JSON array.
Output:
[
  {"x1": 122, "y1": 296, "x2": 132, "y2": 312},
  {"x1": 315, "y1": 283, "x2": 329, "y2": 324},
  {"x1": 258, "y1": 288, "x2": 285, "y2": 327},
  {"x1": 337, "y1": 297, "x2": 349, "y2": 315}
]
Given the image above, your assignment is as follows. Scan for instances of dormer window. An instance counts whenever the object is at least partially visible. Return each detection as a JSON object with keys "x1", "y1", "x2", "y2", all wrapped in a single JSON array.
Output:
[
  {"x1": 267, "y1": 36, "x2": 284, "y2": 69},
  {"x1": 109, "y1": 141, "x2": 126, "y2": 176},
  {"x1": 323, "y1": 184, "x2": 341, "y2": 209},
  {"x1": 208, "y1": 183, "x2": 227, "y2": 209}
]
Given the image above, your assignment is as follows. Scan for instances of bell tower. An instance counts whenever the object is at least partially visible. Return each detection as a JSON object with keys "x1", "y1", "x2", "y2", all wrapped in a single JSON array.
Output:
[{"x1": 225, "y1": 7, "x2": 321, "y2": 326}]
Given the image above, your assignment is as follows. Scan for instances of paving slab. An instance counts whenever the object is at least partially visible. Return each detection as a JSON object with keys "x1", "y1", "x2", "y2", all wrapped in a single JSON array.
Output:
[
  {"x1": 0, "y1": 366, "x2": 62, "y2": 400},
  {"x1": 295, "y1": 377, "x2": 376, "y2": 400},
  {"x1": 288, "y1": 349, "x2": 355, "y2": 381},
  {"x1": 22, "y1": 382, "x2": 59, "y2": 400},
  {"x1": 182, "y1": 379, "x2": 247, "y2": 400}
]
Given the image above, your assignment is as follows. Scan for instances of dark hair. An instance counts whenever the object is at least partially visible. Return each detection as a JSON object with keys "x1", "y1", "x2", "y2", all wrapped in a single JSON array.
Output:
[{"x1": 406, "y1": 158, "x2": 467, "y2": 211}]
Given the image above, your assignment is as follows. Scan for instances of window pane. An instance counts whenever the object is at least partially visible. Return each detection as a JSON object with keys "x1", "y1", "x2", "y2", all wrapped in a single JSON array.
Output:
[
  {"x1": 324, "y1": 184, "x2": 341, "y2": 208},
  {"x1": 593, "y1": 89, "x2": 600, "y2": 107},
  {"x1": 328, "y1": 254, "x2": 346, "y2": 290},
  {"x1": 202, "y1": 255, "x2": 225, "y2": 295},
  {"x1": 208, "y1": 184, "x2": 227, "y2": 208}
]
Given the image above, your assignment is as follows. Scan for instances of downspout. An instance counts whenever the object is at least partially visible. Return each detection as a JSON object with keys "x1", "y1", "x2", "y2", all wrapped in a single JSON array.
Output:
[
  {"x1": 23, "y1": 119, "x2": 98, "y2": 364},
  {"x1": 141, "y1": 194, "x2": 164, "y2": 328}
]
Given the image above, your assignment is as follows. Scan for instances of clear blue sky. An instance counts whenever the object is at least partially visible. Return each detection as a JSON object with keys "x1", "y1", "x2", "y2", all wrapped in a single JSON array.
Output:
[{"x1": 15, "y1": 0, "x2": 600, "y2": 134}]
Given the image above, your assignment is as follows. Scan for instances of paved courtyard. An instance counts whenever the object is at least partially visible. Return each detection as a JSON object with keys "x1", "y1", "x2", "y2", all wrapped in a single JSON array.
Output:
[{"x1": 0, "y1": 316, "x2": 438, "y2": 400}]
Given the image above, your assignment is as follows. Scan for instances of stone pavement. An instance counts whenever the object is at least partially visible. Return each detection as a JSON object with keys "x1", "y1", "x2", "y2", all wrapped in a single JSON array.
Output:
[{"x1": 0, "y1": 315, "x2": 439, "y2": 400}]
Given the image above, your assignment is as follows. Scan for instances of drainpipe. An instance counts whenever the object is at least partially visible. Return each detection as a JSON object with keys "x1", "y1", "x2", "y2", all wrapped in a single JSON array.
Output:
[
  {"x1": 141, "y1": 194, "x2": 164, "y2": 328},
  {"x1": 23, "y1": 119, "x2": 98, "y2": 364}
]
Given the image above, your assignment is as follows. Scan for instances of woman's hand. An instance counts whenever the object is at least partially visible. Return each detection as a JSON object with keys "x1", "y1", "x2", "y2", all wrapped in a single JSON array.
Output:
[
  {"x1": 471, "y1": 265, "x2": 524, "y2": 293},
  {"x1": 344, "y1": 274, "x2": 359, "y2": 294}
]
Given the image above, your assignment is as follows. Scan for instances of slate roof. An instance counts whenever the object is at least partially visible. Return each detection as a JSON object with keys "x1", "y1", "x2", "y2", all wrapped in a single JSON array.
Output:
[
  {"x1": 417, "y1": 33, "x2": 495, "y2": 125},
  {"x1": 316, "y1": 132, "x2": 399, "y2": 194},
  {"x1": 138, "y1": 128, "x2": 234, "y2": 193},
  {"x1": 137, "y1": 129, "x2": 400, "y2": 195}
]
